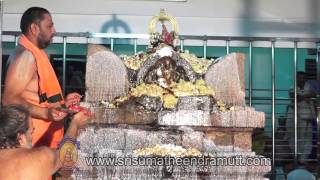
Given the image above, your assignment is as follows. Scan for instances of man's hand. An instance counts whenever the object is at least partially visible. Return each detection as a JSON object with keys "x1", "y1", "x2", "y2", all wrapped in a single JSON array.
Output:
[
  {"x1": 48, "y1": 107, "x2": 68, "y2": 121},
  {"x1": 71, "y1": 111, "x2": 91, "y2": 129},
  {"x1": 65, "y1": 92, "x2": 82, "y2": 107}
]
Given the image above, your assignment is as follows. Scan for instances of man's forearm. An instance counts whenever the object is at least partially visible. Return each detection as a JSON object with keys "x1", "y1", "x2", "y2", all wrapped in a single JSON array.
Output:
[
  {"x1": 51, "y1": 122, "x2": 78, "y2": 172},
  {"x1": 28, "y1": 105, "x2": 50, "y2": 120},
  {"x1": 2, "y1": 95, "x2": 49, "y2": 120},
  {"x1": 65, "y1": 122, "x2": 78, "y2": 139},
  {"x1": 52, "y1": 123, "x2": 78, "y2": 172}
]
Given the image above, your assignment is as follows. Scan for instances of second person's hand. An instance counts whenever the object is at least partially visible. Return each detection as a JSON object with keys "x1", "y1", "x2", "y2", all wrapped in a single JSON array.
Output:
[{"x1": 48, "y1": 107, "x2": 68, "y2": 121}]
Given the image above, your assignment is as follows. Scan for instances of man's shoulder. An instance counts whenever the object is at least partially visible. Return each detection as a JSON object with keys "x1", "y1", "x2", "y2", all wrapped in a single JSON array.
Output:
[
  {"x1": 11, "y1": 147, "x2": 53, "y2": 158},
  {"x1": 0, "y1": 148, "x2": 55, "y2": 180},
  {"x1": 32, "y1": 146, "x2": 55, "y2": 158},
  {"x1": 6, "y1": 46, "x2": 37, "y2": 73},
  {"x1": 33, "y1": 146, "x2": 59, "y2": 174},
  {"x1": 9, "y1": 46, "x2": 35, "y2": 64},
  {"x1": 11, "y1": 147, "x2": 55, "y2": 163},
  {"x1": 0, "y1": 148, "x2": 39, "y2": 164}
]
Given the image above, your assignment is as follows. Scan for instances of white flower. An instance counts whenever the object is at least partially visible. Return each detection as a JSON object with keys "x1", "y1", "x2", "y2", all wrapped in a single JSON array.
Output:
[
  {"x1": 156, "y1": 68, "x2": 162, "y2": 76},
  {"x1": 155, "y1": 46, "x2": 173, "y2": 57},
  {"x1": 158, "y1": 78, "x2": 168, "y2": 88}
]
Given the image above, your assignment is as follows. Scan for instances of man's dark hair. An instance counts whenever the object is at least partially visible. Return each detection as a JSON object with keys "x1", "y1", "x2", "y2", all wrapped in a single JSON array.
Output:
[
  {"x1": 20, "y1": 7, "x2": 50, "y2": 34},
  {"x1": 0, "y1": 105, "x2": 30, "y2": 149}
]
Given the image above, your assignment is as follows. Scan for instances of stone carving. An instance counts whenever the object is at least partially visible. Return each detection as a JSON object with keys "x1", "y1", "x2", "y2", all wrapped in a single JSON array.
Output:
[{"x1": 85, "y1": 44, "x2": 129, "y2": 102}]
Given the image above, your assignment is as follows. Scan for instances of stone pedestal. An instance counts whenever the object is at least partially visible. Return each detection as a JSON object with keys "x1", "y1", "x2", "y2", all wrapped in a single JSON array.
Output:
[
  {"x1": 73, "y1": 46, "x2": 271, "y2": 180},
  {"x1": 71, "y1": 125, "x2": 271, "y2": 179}
]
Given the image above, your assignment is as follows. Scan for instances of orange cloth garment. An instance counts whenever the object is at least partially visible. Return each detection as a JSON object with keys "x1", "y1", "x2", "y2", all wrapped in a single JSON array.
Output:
[{"x1": 19, "y1": 35, "x2": 65, "y2": 149}]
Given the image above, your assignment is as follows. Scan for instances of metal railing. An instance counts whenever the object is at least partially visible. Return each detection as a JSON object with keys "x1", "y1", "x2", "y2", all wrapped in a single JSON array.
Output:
[{"x1": 1, "y1": 30, "x2": 320, "y2": 178}]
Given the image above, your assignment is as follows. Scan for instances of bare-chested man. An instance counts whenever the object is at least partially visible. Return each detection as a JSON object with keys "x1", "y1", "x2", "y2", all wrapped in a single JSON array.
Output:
[
  {"x1": 2, "y1": 7, "x2": 81, "y2": 149},
  {"x1": 0, "y1": 104, "x2": 89, "y2": 180}
]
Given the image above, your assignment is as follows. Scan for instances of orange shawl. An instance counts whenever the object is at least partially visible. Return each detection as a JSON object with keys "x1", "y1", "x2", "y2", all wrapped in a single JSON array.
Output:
[
  {"x1": 19, "y1": 35, "x2": 64, "y2": 105},
  {"x1": 19, "y1": 35, "x2": 64, "y2": 149}
]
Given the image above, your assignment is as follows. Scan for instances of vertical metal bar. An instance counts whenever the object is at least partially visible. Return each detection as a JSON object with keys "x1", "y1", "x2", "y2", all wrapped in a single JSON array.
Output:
[
  {"x1": 317, "y1": 42, "x2": 320, "y2": 83},
  {"x1": 62, "y1": 36, "x2": 67, "y2": 95},
  {"x1": 14, "y1": 35, "x2": 19, "y2": 46},
  {"x1": 203, "y1": 39, "x2": 207, "y2": 59},
  {"x1": 0, "y1": 0, "x2": 3, "y2": 106},
  {"x1": 317, "y1": 44, "x2": 320, "y2": 179},
  {"x1": 226, "y1": 40, "x2": 230, "y2": 54},
  {"x1": 180, "y1": 38, "x2": 184, "y2": 51},
  {"x1": 249, "y1": 41, "x2": 253, "y2": 107},
  {"x1": 317, "y1": 44, "x2": 320, "y2": 166},
  {"x1": 134, "y1": 38, "x2": 137, "y2": 55},
  {"x1": 110, "y1": 38, "x2": 114, "y2": 51},
  {"x1": 271, "y1": 41, "x2": 275, "y2": 175},
  {"x1": 293, "y1": 41, "x2": 298, "y2": 166}
]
